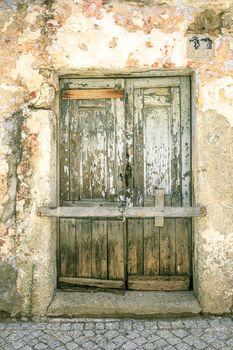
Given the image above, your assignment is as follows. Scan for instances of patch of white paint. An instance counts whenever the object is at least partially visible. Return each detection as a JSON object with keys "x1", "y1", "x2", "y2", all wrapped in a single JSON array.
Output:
[
  {"x1": 200, "y1": 77, "x2": 233, "y2": 126},
  {"x1": 19, "y1": 28, "x2": 41, "y2": 43},
  {"x1": 11, "y1": 53, "x2": 43, "y2": 92},
  {"x1": 48, "y1": 9, "x2": 186, "y2": 69}
]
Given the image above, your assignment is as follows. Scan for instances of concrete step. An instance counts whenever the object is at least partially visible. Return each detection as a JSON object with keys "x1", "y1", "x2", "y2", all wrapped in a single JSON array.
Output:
[{"x1": 47, "y1": 291, "x2": 201, "y2": 318}]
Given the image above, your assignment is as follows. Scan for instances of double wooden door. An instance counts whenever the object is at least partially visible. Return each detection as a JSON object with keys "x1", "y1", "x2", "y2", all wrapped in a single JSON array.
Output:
[{"x1": 58, "y1": 76, "x2": 192, "y2": 291}]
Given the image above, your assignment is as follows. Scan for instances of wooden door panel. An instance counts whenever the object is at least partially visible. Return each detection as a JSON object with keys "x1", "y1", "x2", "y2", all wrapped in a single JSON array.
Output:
[
  {"x1": 59, "y1": 218, "x2": 125, "y2": 286},
  {"x1": 60, "y1": 82, "x2": 125, "y2": 205},
  {"x1": 126, "y1": 78, "x2": 191, "y2": 290},
  {"x1": 59, "y1": 77, "x2": 192, "y2": 291},
  {"x1": 59, "y1": 78, "x2": 125, "y2": 289}
]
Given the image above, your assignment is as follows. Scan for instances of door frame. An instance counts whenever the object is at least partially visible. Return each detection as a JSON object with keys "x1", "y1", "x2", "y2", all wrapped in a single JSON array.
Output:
[{"x1": 55, "y1": 69, "x2": 196, "y2": 290}]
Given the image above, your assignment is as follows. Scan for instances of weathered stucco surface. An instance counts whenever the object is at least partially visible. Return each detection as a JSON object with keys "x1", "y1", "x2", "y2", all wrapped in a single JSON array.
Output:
[{"x1": 0, "y1": 0, "x2": 232, "y2": 316}]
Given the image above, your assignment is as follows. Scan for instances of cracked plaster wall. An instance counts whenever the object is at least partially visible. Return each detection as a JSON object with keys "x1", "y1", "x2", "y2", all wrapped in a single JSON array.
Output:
[{"x1": 0, "y1": 0, "x2": 232, "y2": 316}]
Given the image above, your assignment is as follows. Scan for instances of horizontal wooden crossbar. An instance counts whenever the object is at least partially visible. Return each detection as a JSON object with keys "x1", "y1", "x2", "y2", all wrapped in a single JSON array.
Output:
[
  {"x1": 37, "y1": 206, "x2": 206, "y2": 218},
  {"x1": 128, "y1": 275, "x2": 190, "y2": 291},
  {"x1": 62, "y1": 89, "x2": 124, "y2": 100},
  {"x1": 59, "y1": 277, "x2": 124, "y2": 289}
]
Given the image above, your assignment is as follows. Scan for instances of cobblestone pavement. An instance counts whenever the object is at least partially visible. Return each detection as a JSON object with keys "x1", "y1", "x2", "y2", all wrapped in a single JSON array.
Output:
[{"x1": 0, "y1": 317, "x2": 232, "y2": 350}]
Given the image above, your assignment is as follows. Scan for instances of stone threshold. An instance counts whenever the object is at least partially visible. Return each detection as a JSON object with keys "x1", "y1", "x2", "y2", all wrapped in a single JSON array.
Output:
[{"x1": 47, "y1": 291, "x2": 201, "y2": 318}]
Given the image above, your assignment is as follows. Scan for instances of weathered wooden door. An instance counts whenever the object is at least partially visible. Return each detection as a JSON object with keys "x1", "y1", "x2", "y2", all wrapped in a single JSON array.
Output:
[{"x1": 59, "y1": 76, "x2": 192, "y2": 291}]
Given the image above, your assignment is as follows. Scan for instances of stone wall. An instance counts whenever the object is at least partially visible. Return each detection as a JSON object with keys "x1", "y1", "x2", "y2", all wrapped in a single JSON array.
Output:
[{"x1": 0, "y1": 0, "x2": 232, "y2": 316}]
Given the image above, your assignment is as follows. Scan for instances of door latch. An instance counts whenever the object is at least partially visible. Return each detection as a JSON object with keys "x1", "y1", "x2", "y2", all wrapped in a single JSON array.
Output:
[{"x1": 118, "y1": 202, "x2": 126, "y2": 222}]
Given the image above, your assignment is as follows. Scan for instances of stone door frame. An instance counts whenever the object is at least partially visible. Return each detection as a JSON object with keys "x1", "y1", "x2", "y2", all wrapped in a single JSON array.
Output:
[{"x1": 36, "y1": 68, "x2": 199, "y2": 313}]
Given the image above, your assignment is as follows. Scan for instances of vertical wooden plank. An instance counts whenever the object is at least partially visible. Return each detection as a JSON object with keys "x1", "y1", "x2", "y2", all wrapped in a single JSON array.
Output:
[
  {"x1": 143, "y1": 90, "x2": 171, "y2": 197},
  {"x1": 60, "y1": 218, "x2": 76, "y2": 277},
  {"x1": 127, "y1": 219, "x2": 144, "y2": 275},
  {"x1": 133, "y1": 89, "x2": 144, "y2": 206},
  {"x1": 70, "y1": 100, "x2": 80, "y2": 201},
  {"x1": 91, "y1": 220, "x2": 108, "y2": 278},
  {"x1": 154, "y1": 189, "x2": 164, "y2": 227},
  {"x1": 105, "y1": 99, "x2": 117, "y2": 201},
  {"x1": 175, "y1": 218, "x2": 191, "y2": 275},
  {"x1": 80, "y1": 106, "x2": 107, "y2": 199},
  {"x1": 159, "y1": 88, "x2": 181, "y2": 276},
  {"x1": 76, "y1": 219, "x2": 92, "y2": 277},
  {"x1": 128, "y1": 87, "x2": 144, "y2": 278},
  {"x1": 115, "y1": 97, "x2": 126, "y2": 203},
  {"x1": 159, "y1": 195, "x2": 176, "y2": 275},
  {"x1": 159, "y1": 218, "x2": 176, "y2": 275},
  {"x1": 180, "y1": 77, "x2": 191, "y2": 207},
  {"x1": 171, "y1": 87, "x2": 181, "y2": 207},
  {"x1": 108, "y1": 220, "x2": 124, "y2": 280},
  {"x1": 125, "y1": 79, "x2": 134, "y2": 207},
  {"x1": 60, "y1": 100, "x2": 70, "y2": 203},
  {"x1": 144, "y1": 218, "x2": 159, "y2": 275}
]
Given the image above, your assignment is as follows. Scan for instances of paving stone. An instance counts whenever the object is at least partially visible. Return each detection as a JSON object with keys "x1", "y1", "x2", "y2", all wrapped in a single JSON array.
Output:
[
  {"x1": 157, "y1": 329, "x2": 174, "y2": 338},
  {"x1": 95, "y1": 323, "x2": 105, "y2": 330},
  {"x1": 113, "y1": 335, "x2": 127, "y2": 346},
  {"x1": 158, "y1": 321, "x2": 172, "y2": 329},
  {"x1": 125, "y1": 330, "x2": 139, "y2": 339},
  {"x1": 167, "y1": 335, "x2": 181, "y2": 345},
  {"x1": 144, "y1": 342, "x2": 157, "y2": 350},
  {"x1": 163, "y1": 345, "x2": 176, "y2": 350},
  {"x1": 195, "y1": 319, "x2": 210, "y2": 328},
  {"x1": 219, "y1": 317, "x2": 232, "y2": 326},
  {"x1": 170, "y1": 320, "x2": 185, "y2": 329},
  {"x1": 83, "y1": 330, "x2": 95, "y2": 338},
  {"x1": 146, "y1": 333, "x2": 160, "y2": 342},
  {"x1": 0, "y1": 317, "x2": 232, "y2": 350},
  {"x1": 175, "y1": 343, "x2": 192, "y2": 350},
  {"x1": 99, "y1": 342, "x2": 117, "y2": 350},
  {"x1": 171, "y1": 329, "x2": 189, "y2": 338},
  {"x1": 11, "y1": 339, "x2": 26, "y2": 349},
  {"x1": 56, "y1": 334, "x2": 73, "y2": 343},
  {"x1": 66, "y1": 341, "x2": 79, "y2": 350},
  {"x1": 133, "y1": 336, "x2": 148, "y2": 345},
  {"x1": 34, "y1": 343, "x2": 48, "y2": 350},
  {"x1": 152, "y1": 338, "x2": 168, "y2": 347},
  {"x1": 60, "y1": 323, "x2": 71, "y2": 331},
  {"x1": 226, "y1": 337, "x2": 233, "y2": 346},
  {"x1": 120, "y1": 321, "x2": 132, "y2": 331},
  {"x1": 132, "y1": 321, "x2": 145, "y2": 331},
  {"x1": 144, "y1": 321, "x2": 157, "y2": 330},
  {"x1": 122, "y1": 340, "x2": 137, "y2": 350},
  {"x1": 92, "y1": 334, "x2": 105, "y2": 345},
  {"x1": 85, "y1": 323, "x2": 95, "y2": 330},
  {"x1": 104, "y1": 330, "x2": 119, "y2": 340},
  {"x1": 83, "y1": 340, "x2": 98, "y2": 349}
]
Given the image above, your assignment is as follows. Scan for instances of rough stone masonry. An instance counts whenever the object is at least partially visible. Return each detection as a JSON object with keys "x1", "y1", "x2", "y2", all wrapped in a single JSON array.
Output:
[{"x1": 0, "y1": 0, "x2": 233, "y2": 317}]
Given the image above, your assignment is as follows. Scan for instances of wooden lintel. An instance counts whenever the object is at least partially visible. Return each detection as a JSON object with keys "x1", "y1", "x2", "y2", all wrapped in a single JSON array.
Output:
[
  {"x1": 128, "y1": 275, "x2": 190, "y2": 291},
  {"x1": 62, "y1": 89, "x2": 124, "y2": 100},
  {"x1": 37, "y1": 206, "x2": 207, "y2": 218},
  {"x1": 59, "y1": 277, "x2": 123, "y2": 289},
  {"x1": 154, "y1": 189, "x2": 164, "y2": 227}
]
